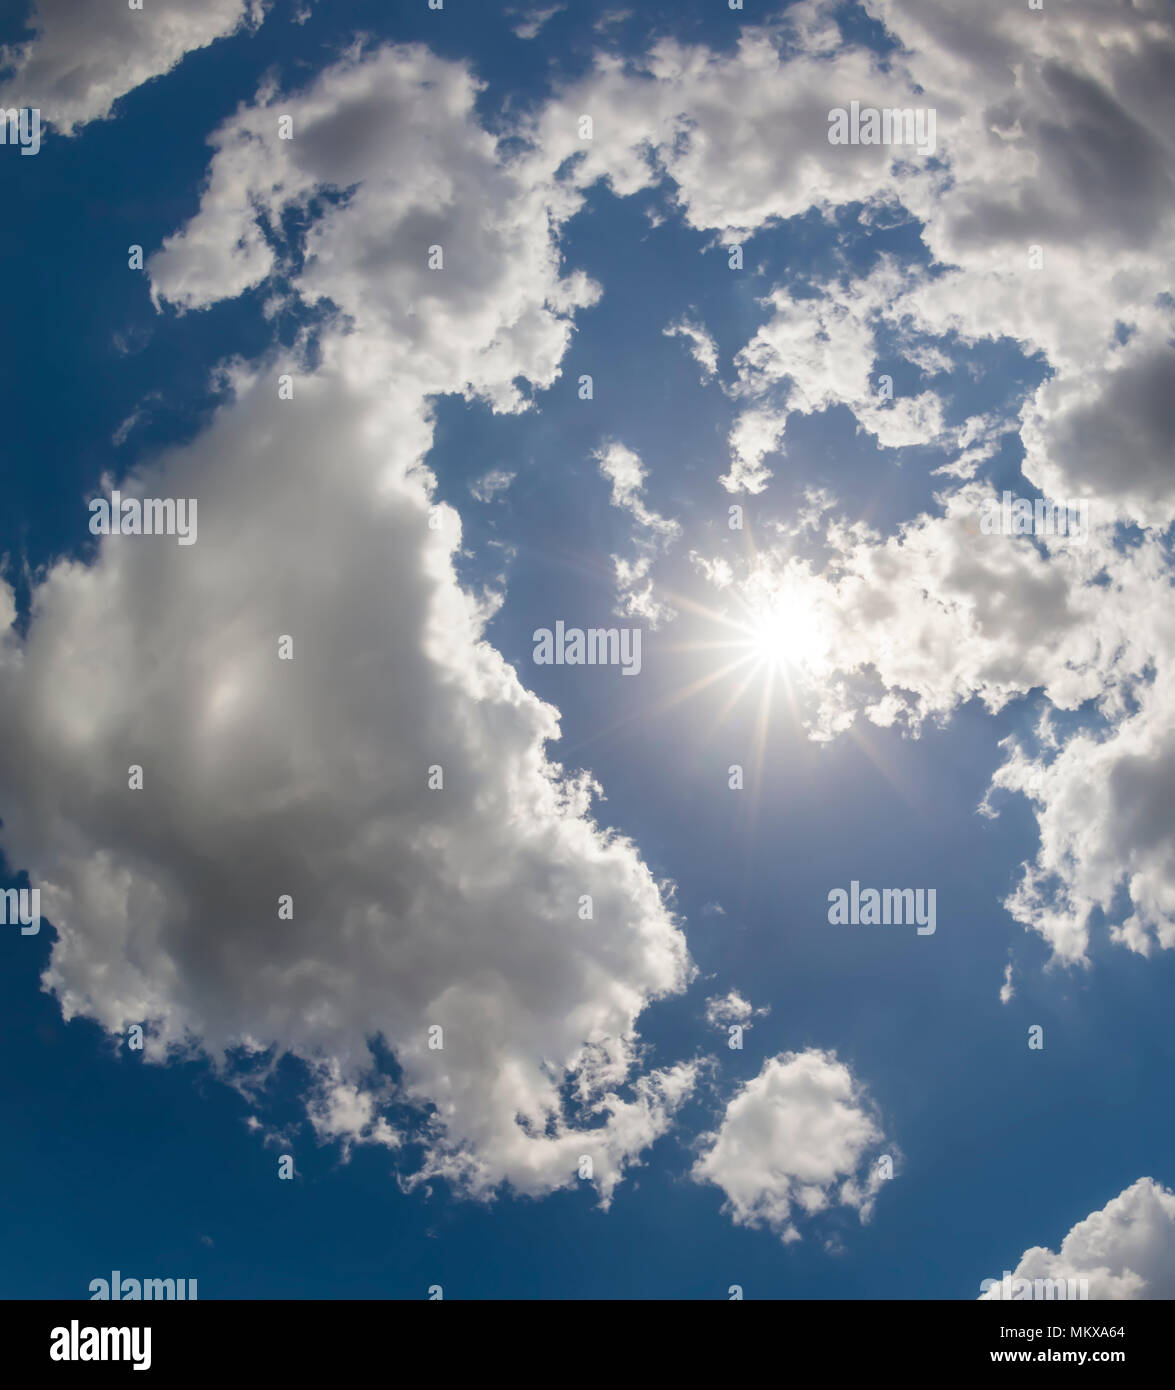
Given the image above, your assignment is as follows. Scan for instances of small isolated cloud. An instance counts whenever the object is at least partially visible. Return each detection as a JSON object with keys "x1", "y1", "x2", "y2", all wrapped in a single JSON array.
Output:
[
  {"x1": 999, "y1": 962, "x2": 1015, "y2": 1005},
  {"x1": 110, "y1": 392, "x2": 162, "y2": 447},
  {"x1": 470, "y1": 469, "x2": 515, "y2": 502},
  {"x1": 594, "y1": 9, "x2": 631, "y2": 32},
  {"x1": 979, "y1": 1178, "x2": 1175, "y2": 1299},
  {"x1": 111, "y1": 410, "x2": 144, "y2": 449},
  {"x1": 663, "y1": 317, "x2": 719, "y2": 382},
  {"x1": 511, "y1": 4, "x2": 564, "y2": 41},
  {"x1": 704, "y1": 990, "x2": 769, "y2": 1027},
  {"x1": 595, "y1": 442, "x2": 681, "y2": 627},
  {"x1": 244, "y1": 1115, "x2": 299, "y2": 1151},
  {"x1": 692, "y1": 1050, "x2": 890, "y2": 1244},
  {"x1": 596, "y1": 442, "x2": 677, "y2": 539},
  {"x1": 704, "y1": 991, "x2": 751, "y2": 1027}
]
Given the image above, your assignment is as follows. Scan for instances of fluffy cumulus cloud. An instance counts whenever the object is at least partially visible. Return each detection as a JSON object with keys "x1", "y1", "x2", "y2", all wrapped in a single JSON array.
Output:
[
  {"x1": 979, "y1": 1179, "x2": 1175, "y2": 1300},
  {"x1": 987, "y1": 624, "x2": 1175, "y2": 964},
  {"x1": 524, "y1": 0, "x2": 938, "y2": 236},
  {"x1": 0, "y1": 0, "x2": 260, "y2": 134},
  {"x1": 703, "y1": 991, "x2": 753, "y2": 1027},
  {"x1": 149, "y1": 43, "x2": 600, "y2": 411},
  {"x1": 1020, "y1": 313, "x2": 1175, "y2": 530},
  {"x1": 703, "y1": 989, "x2": 771, "y2": 1033},
  {"x1": 0, "y1": 42, "x2": 697, "y2": 1206},
  {"x1": 692, "y1": 1051, "x2": 889, "y2": 1243}
]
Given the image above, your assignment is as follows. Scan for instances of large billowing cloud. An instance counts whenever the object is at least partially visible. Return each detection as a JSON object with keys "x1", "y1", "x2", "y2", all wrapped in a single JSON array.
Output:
[
  {"x1": 0, "y1": 0, "x2": 260, "y2": 134},
  {"x1": 692, "y1": 1050, "x2": 890, "y2": 1244},
  {"x1": 979, "y1": 1178, "x2": 1175, "y2": 1300},
  {"x1": 0, "y1": 42, "x2": 695, "y2": 1205}
]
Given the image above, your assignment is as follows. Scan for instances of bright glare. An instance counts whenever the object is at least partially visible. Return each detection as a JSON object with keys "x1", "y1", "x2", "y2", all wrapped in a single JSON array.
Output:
[{"x1": 743, "y1": 597, "x2": 825, "y2": 673}]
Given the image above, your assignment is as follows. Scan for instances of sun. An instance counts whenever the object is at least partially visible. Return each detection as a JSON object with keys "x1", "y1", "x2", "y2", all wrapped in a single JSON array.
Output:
[
  {"x1": 742, "y1": 599, "x2": 826, "y2": 674},
  {"x1": 591, "y1": 569, "x2": 833, "y2": 769}
]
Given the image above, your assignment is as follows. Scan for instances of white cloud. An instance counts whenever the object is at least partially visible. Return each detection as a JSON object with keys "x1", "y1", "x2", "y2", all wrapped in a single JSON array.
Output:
[
  {"x1": 721, "y1": 264, "x2": 951, "y2": 489},
  {"x1": 721, "y1": 406, "x2": 786, "y2": 496},
  {"x1": 525, "y1": 10, "x2": 937, "y2": 235},
  {"x1": 988, "y1": 655, "x2": 1175, "y2": 963},
  {"x1": 692, "y1": 1050, "x2": 890, "y2": 1243},
  {"x1": 0, "y1": 43, "x2": 696, "y2": 1208},
  {"x1": 705, "y1": 992, "x2": 751, "y2": 1026},
  {"x1": 693, "y1": 485, "x2": 1127, "y2": 739},
  {"x1": 979, "y1": 1179, "x2": 1175, "y2": 1300},
  {"x1": 470, "y1": 469, "x2": 515, "y2": 503},
  {"x1": 663, "y1": 317, "x2": 718, "y2": 382},
  {"x1": 703, "y1": 990, "x2": 766, "y2": 1027},
  {"x1": 595, "y1": 442, "x2": 681, "y2": 627},
  {"x1": 593, "y1": 9, "x2": 630, "y2": 33},
  {"x1": 0, "y1": 0, "x2": 259, "y2": 134},
  {"x1": 512, "y1": 5, "x2": 564, "y2": 41},
  {"x1": 148, "y1": 44, "x2": 600, "y2": 413}
]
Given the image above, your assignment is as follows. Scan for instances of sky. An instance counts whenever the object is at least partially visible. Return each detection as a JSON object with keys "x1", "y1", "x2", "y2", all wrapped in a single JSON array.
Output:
[{"x1": 1, "y1": 0, "x2": 1175, "y2": 1302}]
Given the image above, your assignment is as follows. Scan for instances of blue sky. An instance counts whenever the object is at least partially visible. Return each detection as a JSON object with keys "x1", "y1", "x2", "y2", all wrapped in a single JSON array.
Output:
[{"x1": 2, "y1": 0, "x2": 1175, "y2": 1301}]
